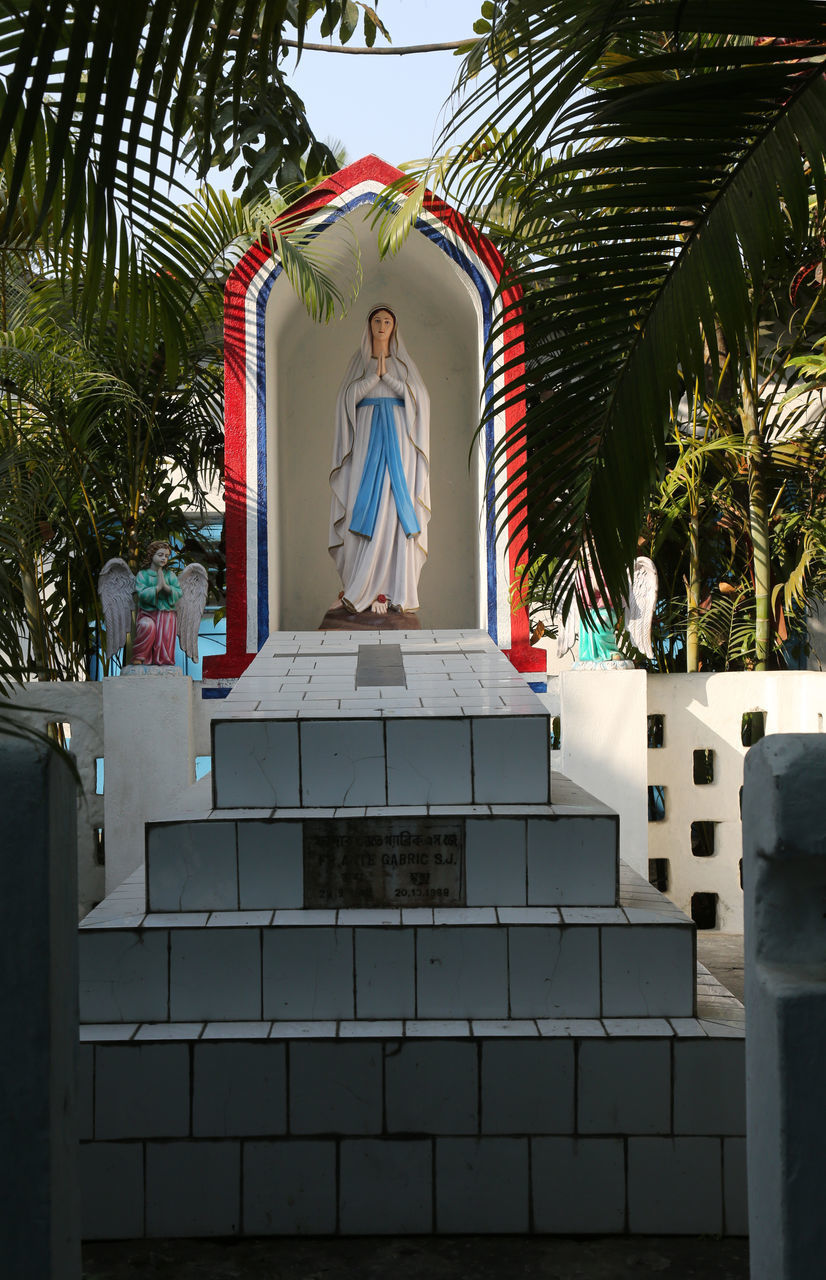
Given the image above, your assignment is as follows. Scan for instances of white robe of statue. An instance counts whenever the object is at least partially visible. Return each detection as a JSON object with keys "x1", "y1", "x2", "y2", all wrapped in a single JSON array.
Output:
[{"x1": 328, "y1": 307, "x2": 430, "y2": 613}]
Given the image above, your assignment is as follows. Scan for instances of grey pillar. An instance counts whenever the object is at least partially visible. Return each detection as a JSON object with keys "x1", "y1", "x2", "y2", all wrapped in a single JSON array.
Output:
[
  {"x1": 743, "y1": 734, "x2": 826, "y2": 1279},
  {"x1": 0, "y1": 738, "x2": 80, "y2": 1279}
]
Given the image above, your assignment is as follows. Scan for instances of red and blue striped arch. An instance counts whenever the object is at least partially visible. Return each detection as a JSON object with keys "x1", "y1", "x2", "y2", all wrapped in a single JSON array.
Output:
[{"x1": 204, "y1": 155, "x2": 543, "y2": 679}]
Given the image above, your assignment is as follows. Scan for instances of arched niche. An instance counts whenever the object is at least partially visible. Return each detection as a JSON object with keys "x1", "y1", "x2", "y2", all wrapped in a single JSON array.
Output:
[{"x1": 206, "y1": 155, "x2": 540, "y2": 679}]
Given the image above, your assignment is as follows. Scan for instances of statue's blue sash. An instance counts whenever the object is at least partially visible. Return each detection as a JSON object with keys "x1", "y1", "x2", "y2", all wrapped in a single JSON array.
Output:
[{"x1": 350, "y1": 397, "x2": 420, "y2": 538}]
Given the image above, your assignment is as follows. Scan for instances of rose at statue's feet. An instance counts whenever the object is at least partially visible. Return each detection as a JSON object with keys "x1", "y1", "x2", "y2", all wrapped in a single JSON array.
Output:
[{"x1": 371, "y1": 594, "x2": 388, "y2": 615}]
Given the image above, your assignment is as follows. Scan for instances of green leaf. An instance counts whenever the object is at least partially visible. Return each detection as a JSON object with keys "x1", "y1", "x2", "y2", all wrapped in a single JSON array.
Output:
[{"x1": 340, "y1": 0, "x2": 359, "y2": 44}]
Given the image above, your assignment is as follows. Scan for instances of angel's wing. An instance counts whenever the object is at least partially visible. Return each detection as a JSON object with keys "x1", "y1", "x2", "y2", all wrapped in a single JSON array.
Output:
[
  {"x1": 624, "y1": 557, "x2": 658, "y2": 659},
  {"x1": 176, "y1": 563, "x2": 209, "y2": 663},
  {"x1": 98, "y1": 558, "x2": 135, "y2": 656},
  {"x1": 557, "y1": 602, "x2": 579, "y2": 658}
]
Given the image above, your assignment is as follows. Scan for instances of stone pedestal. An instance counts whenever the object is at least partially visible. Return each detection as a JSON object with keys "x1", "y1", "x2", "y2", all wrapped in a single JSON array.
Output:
[{"x1": 318, "y1": 605, "x2": 421, "y2": 631}]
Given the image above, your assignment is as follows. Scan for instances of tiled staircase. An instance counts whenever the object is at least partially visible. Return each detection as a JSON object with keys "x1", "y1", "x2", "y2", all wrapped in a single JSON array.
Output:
[{"x1": 78, "y1": 631, "x2": 746, "y2": 1239}]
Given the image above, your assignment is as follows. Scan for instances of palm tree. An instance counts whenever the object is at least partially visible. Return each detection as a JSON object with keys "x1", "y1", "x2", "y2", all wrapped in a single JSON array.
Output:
[{"x1": 419, "y1": 2, "x2": 826, "y2": 669}]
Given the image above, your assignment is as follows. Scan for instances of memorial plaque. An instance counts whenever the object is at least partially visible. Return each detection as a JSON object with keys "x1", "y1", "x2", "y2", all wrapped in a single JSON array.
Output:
[{"x1": 303, "y1": 818, "x2": 465, "y2": 908}]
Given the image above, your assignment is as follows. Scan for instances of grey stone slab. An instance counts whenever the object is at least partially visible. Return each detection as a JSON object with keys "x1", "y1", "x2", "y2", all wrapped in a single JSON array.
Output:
[
  {"x1": 300, "y1": 720, "x2": 386, "y2": 807},
  {"x1": 578, "y1": 1039, "x2": 671, "y2": 1135},
  {"x1": 243, "y1": 1140, "x2": 337, "y2": 1234},
  {"x1": 386, "y1": 718, "x2": 472, "y2": 805},
  {"x1": 290, "y1": 1042, "x2": 382, "y2": 1135},
  {"x1": 95, "y1": 1043, "x2": 189, "y2": 1139},
  {"x1": 465, "y1": 819, "x2": 526, "y2": 906},
  {"x1": 416, "y1": 927, "x2": 508, "y2": 1019},
  {"x1": 355, "y1": 928, "x2": 415, "y2": 1019},
  {"x1": 145, "y1": 1141, "x2": 241, "y2": 1237},
  {"x1": 340, "y1": 1140, "x2": 433, "y2": 1233},
  {"x1": 674, "y1": 1039, "x2": 746, "y2": 1135},
  {"x1": 601, "y1": 925, "x2": 695, "y2": 1017},
  {"x1": 263, "y1": 927, "x2": 354, "y2": 1020},
  {"x1": 213, "y1": 720, "x2": 300, "y2": 808},
  {"x1": 147, "y1": 821, "x2": 238, "y2": 912},
  {"x1": 170, "y1": 928, "x2": 261, "y2": 1021},
  {"x1": 508, "y1": 926, "x2": 600, "y2": 1019},
  {"x1": 385, "y1": 1041, "x2": 478, "y2": 1134},
  {"x1": 472, "y1": 716, "x2": 549, "y2": 803},
  {"x1": 238, "y1": 821, "x2": 303, "y2": 909},
  {"x1": 628, "y1": 1137, "x2": 723, "y2": 1234},
  {"x1": 527, "y1": 817, "x2": 617, "y2": 905},
  {"x1": 79, "y1": 930, "x2": 169, "y2": 1024},
  {"x1": 532, "y1": 1137, "x2": 626, "y2": 1233},
  {"x1": 79, "y1": 1142, "x2": 144, "y2": 1240},
  {"x1": 436, "y1": 1138, "x2": 529, "y2": 1233},
  {"x1": 481, "y1": 1039, "x2": 574, "y2": 1133},
  {"x1": 193, "y1": 1041, "x2": 287, "y2": 1137}
]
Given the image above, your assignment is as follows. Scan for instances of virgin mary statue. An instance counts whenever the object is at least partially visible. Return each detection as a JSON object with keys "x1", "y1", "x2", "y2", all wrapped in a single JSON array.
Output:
[{"x1": 328, "y1": 305, "x2": 431, "y2": 614}]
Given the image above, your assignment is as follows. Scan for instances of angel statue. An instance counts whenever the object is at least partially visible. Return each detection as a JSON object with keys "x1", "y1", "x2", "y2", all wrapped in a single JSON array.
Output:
[
  {"x1": 556, "y1": 556, "x2": 658, "y2": 669},
  {"x1": 98, "y1": 540, "x2": 208, "y2": 668}
]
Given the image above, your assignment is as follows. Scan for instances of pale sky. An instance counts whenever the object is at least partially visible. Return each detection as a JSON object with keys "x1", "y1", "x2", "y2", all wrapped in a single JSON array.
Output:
[{"x1": 279, "y1": 0, "x2": 484, "y2": 172}]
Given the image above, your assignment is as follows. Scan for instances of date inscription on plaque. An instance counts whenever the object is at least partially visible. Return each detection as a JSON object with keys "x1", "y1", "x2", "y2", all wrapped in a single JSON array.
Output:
[{"x1": 303, "y1": 818, "x2": 465, "y2": 908}]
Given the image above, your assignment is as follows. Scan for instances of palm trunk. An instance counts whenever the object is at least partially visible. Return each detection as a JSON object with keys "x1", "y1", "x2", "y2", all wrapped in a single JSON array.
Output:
[
  {"x1": 741, "y1": 371, "x2": 771, "y2": 669},
  {"x1": 686, "y1": 511, "x2": 700, "y2": 672}
]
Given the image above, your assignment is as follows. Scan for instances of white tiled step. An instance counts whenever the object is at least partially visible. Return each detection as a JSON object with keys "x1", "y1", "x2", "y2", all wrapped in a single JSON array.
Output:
[
  {"x1": 211, "y1": 714, "x2": 552, "y2": 809},
  {"x1": 144, "y1": 803, "x2": 618, "y2": 913},
  {"x1": 78, "y1": 907, "x2": 695, "y2": 1024},
  {"x1": 77, "y1": 1010, "x2": 745, "y2": 1239}
]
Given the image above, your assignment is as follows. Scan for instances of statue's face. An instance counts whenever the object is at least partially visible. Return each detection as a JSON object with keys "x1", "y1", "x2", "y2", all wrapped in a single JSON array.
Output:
[
  {"x1": 370, "y1": 309, "x2": 395, "y2": 344},
  {"x1": 152, "y1": 545, "x2": 170, "y2": 567}
]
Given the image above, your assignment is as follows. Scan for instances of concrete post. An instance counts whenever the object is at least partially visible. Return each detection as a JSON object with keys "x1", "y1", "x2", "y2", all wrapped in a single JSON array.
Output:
[
  {"x1": 0, "y1": 738, "x2": 80, "y2": 1279},
  {"x1": 102, "y1": 672, "x2": 195, "y2": 892},
  {"x1": 743, "y1": 734, "x2": 826, "y2": 1279}
]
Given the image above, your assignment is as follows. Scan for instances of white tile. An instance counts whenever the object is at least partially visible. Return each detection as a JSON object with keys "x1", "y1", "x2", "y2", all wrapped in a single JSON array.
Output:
[
  {"x1": 628, "y1": 1137, "x2": 723, "y2": 1233},
  {"x1": 339, "y1": 1020, "x2": 404, "y2": 1038},
  {"x1": 273, "y1": 909, "x2": 336, "y2": 925},
  {"x1": 300, "y1": 719, "x2": 386, "y2": 807},
  {"x1": 340, "y1": 1139, "x2": 433, "y2": 1233},
  {"x1": 202, "y1": 1021, "x2": 272, "y2": 1039},
  {"x1": 338, "y1": 909, "x2": 401, "y2": 926},
  {"x1": 207, "y1": 910, "x2": 273, "y2": 926},
  {"x1": 77, "y1": 1045, "x2": 94, "y2": 1139},
  {"x1": 79, "y1": 1024, "x2": 138, "y2": 1041},
  {"x1": 472, "y1": 716, "x2": 549, "y2": 803},
  {"x1": 536, "y1": 1018, "x2": 606, "y2": 1037},
  {"x1": 472, "y1": 1020, "x2": 539, "y2": 1037},
  {"x1": 497, "y1": 907, "x2": 560, "y2": 925},
  {"x1": 386, "y1": 719, "x2": 472, "y2": 804},
  {"x1": 213, "y1": 720, "x2": 300, "y2": 809},
  {"x1": 238, "y1": 821, "x2": 303, "y2": 909},
  {"x1": 143, "y1": 913, "x2": 210, "y2": 928},
  {"x1": 436, "y1": 1138, "x2": 529, "y2": 1232},
  {"x1": 79, "y1": 931, "x2": 168, "y2": 1024},
  {"x1": 355, "y1": 928, "x2": 415, "y2": 1019},
  {"x1": 578, "y1": 1039, "x2": 671, "y2": 1134},
  {"x1": 290, "y1": 1042, "x2": 382, "y2": 1134},
  {"x1": 724, "y1": 1137, "x2": 747, "y2": 1235},
  {"x1": 674, "y1": 1039, "x2": 745, "y2": 1134},
  {"x1": 386, "y1": 1041, "x2": 477, "y2": 1134},
  {"x1": 602, "y1": 1018, "x2": 673, "y2": 1036},
  {"x1": 402, "y1": 908, "x2": 433, "y2": 924},
  {"x1": 465, "y1": 819, "x2": 526, "y2": 906},
  {"x1": 532, "y1": 1137, "x2": 625, "y2": 1233},
  {"x1": 405, "y1": 1020, "x2": 470, "y2": 1036},
  {"x1": 170, "y1": 928, "x2": 261, "y2": 1021},
  {"x1": 481, "y1": 1039, "x2": 574, "y2": 1133},
  {"x1": 146, "y1": 1141, "x2": 240, "y2": 1236},
  {"x1": 669, "y1": 1018, "x2": 708, "y2": 1037},
  {"x1": 601, "y1": 925, "x2": 695, "y2": 1017},
  {"x1": 269, "y1": 1021, "x2": 337, "y2": 1038},
  {"x1": 95, "y1": 1043, "x2": 189, "y2": 1139},
  {"x1": 416, "y1": 927, "x2": 508, "y2": 1019},
  {"x1": 244, "y1": 1140, "x2": 337, "y2": 1234},
  {"x1": 433, "y1": 907, "x2": 497, "y2": 925},
  {"x1": 561, "y1": 907, "x2": 627, "y2": 925},
  {"x1": 193, "y1": 1041, "x2": 287, "y2": 1136},
  {"x1": 134, "y1": 1023, "x2": 203, "y2": 1041},
  {"x1": 527, "y1": 817, "x2": 617, "y2": 905},
  {"x1": 508, "y1": 926, "x2": 600, "y2": 1018},
  {"x1": 79, "y1": 1143, "x2": 144, "y2": 1239},
  {"x1": 263, "y1": 927, "x2": 354, "y2": 1020}
]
